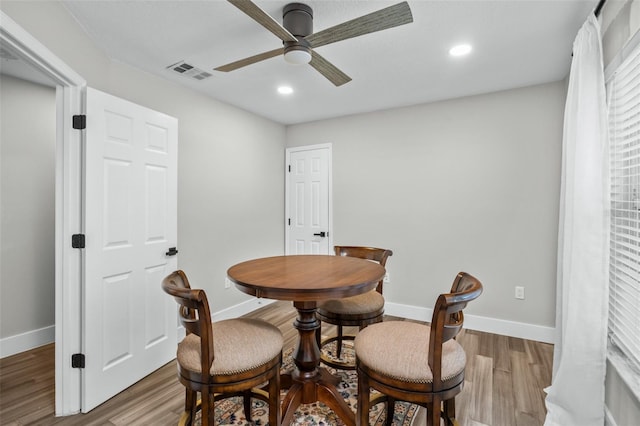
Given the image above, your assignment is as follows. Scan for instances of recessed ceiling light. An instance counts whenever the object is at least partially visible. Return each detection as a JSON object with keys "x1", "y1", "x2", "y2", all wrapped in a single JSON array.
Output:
[
  {"x1": 278, "y1": 86, "x2": 294, "y2": 95},
  {"x1": 449, "y1": 44, "x2": 472, "y2": 57}
]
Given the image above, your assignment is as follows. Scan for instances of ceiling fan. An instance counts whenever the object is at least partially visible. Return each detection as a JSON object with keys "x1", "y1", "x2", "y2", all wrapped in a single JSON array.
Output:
[{"x1": 215, "y1": 0, "x2": 413, "y2": 86}]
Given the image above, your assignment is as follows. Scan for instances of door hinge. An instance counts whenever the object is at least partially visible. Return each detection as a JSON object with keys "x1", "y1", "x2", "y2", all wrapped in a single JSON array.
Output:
[
  {"x1": 288, "y1": 165, "x2": 291, "y2": 172},
  {"x1": 72, "y1": 114, "x2": 86, "y2": 130},
  {"x1": 72, "y1": 353, "x2": 85, "y2": 368},
  {"x1": 71, "y1": 234, "x2": 85, "y2": 249},
  {"x1": 288, "y1": 218, "x2": 291, "y2": 226}
]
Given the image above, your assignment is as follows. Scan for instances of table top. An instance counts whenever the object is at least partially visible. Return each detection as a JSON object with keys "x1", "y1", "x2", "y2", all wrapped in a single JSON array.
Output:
[{"x1": 227, "y1": 255, "x2": 386, "y2": 301}]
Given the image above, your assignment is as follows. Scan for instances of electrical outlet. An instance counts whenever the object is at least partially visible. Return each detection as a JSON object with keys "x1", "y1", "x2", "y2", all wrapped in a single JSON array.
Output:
[
  {"x1": 515, "y1": 286, "x2": 525, "y2": 300},
  {"x1": 224, "y1": 277, "x2": 232, "y2": 289},
  {"x1": 384, "y1": 272, "x2": 390, "y2": 283}
]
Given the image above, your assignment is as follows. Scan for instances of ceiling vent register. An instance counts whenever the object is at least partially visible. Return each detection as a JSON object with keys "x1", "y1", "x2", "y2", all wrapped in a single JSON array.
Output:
[{"x1": 166, "y1": 61, "x2": 212, "y2": 80}]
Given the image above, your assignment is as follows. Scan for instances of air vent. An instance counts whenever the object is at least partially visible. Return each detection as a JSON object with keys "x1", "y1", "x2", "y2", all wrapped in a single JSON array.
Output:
[{"x1": 166, "y1": 61, "x2": 212, "y2": 81}]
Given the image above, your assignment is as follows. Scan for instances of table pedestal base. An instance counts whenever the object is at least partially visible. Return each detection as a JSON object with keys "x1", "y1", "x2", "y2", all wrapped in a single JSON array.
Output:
[
  {"x1": 280, "y1": 369, "x2": 354, "y2": 426},
  {"x1": 280, "y1": 301, "x2": 356, "y2": 426}
]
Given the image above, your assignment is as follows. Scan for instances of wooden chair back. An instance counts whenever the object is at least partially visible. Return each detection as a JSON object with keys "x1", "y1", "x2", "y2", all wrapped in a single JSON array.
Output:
[
  {"x1": 161, "y1": 270, "x2": 214, "y2": 379},
  {"x1": 333, "y1": 246, "x2": 393, "y2": 293},
  {"x1": 428, "y1": 272, "x2": 483, "y2": 390}
]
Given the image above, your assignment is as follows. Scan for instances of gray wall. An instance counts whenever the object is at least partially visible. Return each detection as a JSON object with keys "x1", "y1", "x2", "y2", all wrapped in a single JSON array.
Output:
[
  {"x1": 600, "y1": 1, "x2": 640, "y2": 425},
  {"x1": 287, "y1": 81, "x2": 565, "y2": 328},
  {"x1": 0, "y1": 0, "x2": 565, "y2": 339},
  {"x1": 0, "y1": 74, "x2": 56, "y2": 339},
  {"x1": 0, "y1": 0, "x2": 287, "y2": 328},
  {"x1": 4, "y1": 0, "x2": 639, "y2": 421}
]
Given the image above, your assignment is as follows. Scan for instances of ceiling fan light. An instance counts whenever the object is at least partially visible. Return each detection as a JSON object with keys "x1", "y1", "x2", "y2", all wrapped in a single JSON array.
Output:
[{"x1": 284, "y1": 49, "x2": 311, "y2": 65}]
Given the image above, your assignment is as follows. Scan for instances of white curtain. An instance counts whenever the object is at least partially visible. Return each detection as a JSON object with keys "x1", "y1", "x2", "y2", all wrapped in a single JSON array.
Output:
[{"x1": 544, "y1": 13, "x2": 610, "y2": 426}]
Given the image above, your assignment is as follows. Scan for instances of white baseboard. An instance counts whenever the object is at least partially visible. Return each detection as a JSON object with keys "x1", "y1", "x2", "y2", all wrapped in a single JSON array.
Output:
[
  {"x1": 3, "y1": 299, "x2": 275, "y2": 359},
  {"x1": 0, "y1": 325, "x2": 55, "y2": 358},
  {"x1": 0, "y1": 300, "x2": 553, "y2": 361},
  {"x1": 207, "y1": 298, "x2": 555, "y2": 344},
  {"x1": 212, "y1": 298, "x2": 276, "y2": 322},
  {"x1": 385, "y1": 302, "x2": 556, "y2": 344}
]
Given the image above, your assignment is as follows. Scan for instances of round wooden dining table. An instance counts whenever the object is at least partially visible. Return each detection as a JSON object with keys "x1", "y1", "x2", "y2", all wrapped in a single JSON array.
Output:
[{"x1": 227, "y1": 254, "x2": 386, "y2": 426}]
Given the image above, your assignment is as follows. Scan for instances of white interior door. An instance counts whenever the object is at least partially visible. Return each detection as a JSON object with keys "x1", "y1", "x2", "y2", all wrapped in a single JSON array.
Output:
[
  {"x1": 286, "y1": 144, "x2": 332, "y2": 254},
  {"x1": 83, "y1": 88, "x2": 178, "y2": 411}
]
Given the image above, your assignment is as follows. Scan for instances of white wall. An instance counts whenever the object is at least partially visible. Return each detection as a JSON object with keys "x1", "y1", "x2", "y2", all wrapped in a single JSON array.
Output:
[
  {"x1": 0, "y1": 75, "x2": 56, "y2": 346},
  {"x1": 287, "y1": 81, "x2": 566, "y2": 332},
  {"x1": 0, "y1": 1, "x2": 287, "y2": 320}
]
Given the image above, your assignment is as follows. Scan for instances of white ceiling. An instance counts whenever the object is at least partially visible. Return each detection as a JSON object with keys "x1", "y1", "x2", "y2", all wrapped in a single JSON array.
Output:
[{"x1": 60, "y1": 0, "x2": 598, "y2": 125}]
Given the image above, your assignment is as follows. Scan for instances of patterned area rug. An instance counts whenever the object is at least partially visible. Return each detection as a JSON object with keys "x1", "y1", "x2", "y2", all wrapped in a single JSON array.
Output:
[{"x1": 191, "y1": 345, "x2": 422, "y2": 425}]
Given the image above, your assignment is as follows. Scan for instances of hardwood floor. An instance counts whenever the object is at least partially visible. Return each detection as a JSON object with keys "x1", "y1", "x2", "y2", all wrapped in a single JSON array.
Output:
[{"x1": 0, "y1": 301, "x2": 553, "y2": 425}]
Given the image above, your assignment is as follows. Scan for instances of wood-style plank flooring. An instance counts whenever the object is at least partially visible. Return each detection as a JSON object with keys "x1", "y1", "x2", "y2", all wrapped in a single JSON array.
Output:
[{"x1": 0, "y1": 301, "x2": 553, "y2": 425}]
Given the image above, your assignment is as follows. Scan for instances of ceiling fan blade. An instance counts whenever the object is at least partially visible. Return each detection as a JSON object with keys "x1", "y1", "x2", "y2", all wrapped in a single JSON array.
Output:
[
  {"x1": 227, "y1": 0, "x2": 298, "y2": 43},
  {"x1": 309, "y1": 51, "x2": 352, "y2": 87},
  {"x1": 306, "y1": 1, "x2": 413, "y2": 49},
  {"x1": 215, "y1": 48, "x2": 284, "y2": 72}
]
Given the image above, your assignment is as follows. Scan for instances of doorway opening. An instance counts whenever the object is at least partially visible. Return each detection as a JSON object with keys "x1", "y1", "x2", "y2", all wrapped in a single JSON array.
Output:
[
  {"x1": 0, "y1": 74, "x2": 56, "y2": 357},
  {"x1": 1, "y1": 10, "x2": 86, "y2": 415}
]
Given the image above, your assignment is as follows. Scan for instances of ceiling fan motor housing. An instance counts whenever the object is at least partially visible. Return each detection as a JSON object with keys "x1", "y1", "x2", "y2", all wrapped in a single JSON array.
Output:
[
  {"x1": 283, "y1": 3, "x2": 313, "y2": 37},
  {"x1": 283, "y1": 3, "x2": 313, "y2": 59}
]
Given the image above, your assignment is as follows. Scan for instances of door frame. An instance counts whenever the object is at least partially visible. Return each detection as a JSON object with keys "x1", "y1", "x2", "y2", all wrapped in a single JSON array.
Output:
[
  {"x1": 284, "y1": 143, "x2": 333, "y2": 254},
  {"x1": 1, "y1": 11, "x2": 85, "y2": 415}
]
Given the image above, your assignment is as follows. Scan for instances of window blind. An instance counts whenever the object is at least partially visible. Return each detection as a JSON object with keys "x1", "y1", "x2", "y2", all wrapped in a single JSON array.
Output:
[{"x1": 608, "y1": 42, "x2": 640, "y2": 373}]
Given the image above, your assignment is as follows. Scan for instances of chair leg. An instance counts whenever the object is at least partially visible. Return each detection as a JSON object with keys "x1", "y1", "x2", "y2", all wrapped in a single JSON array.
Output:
[
  {"x1": 427, "y1": 397, "x2": 442, "y2": 426},
  {"x1": 385, "y1": 397, "x2": 395, "y2": 426},
  {"x1": 336, "y1": 325, "x2": 344, "y2": 358},
  {"x1": 201, "y1": 389, "x2": 214, "y2": 426},
  {"x1": 268, "y1": 371, "x2": 282, "y2": 426},
  {"x1": 443, "y1": 398, "x2": 456, "y2": 425},
  {"x1": 243, "y1": 390, "x2": 252, "y2": 422},
  {"x1": 357, "y1": 370, "x2": 370, "y2": 426},
  {"x1": 184, "y1": 389, "x2": 197, "y2": 426}
]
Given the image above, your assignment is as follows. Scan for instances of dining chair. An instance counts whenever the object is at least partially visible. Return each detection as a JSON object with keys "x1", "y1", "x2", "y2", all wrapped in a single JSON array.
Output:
[
  {"x1": 316, "y1": 245, "x2": 393, "y2": 369},
  {"x1": 162, "y1": 270, "x2": 283, "y2": 426},
  {"x1": 355, "y1": 271, "x2": 483, "y2": 426}
]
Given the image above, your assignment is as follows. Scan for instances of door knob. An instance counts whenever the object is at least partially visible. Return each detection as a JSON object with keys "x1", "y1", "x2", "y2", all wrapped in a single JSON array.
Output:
[
  {"x1": 165, "y1": 247, "x2": 179, "y2": 256},
  {"x1": 313, "y1": 232, "x2": 327, "y2": 238}
]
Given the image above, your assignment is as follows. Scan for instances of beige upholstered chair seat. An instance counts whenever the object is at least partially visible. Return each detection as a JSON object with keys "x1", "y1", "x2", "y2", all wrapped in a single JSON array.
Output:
[
  {"x1": 316, "y1": 246, "x2": 393, "y2": 370},
  {"x1": 355, "y1": 321, "x2": 466, "y2": 383},
  {"x1": 356, "y1": 272, "x2": 483, "y2": 426},
  {"x1": 163, "y1": 270, "x2": 282, "y2": 425},
  {"x1": 318, "y1": 290, "x2": 384, "y2": 315},
  {"x1": 178, "y1": 318, "x2": 283, "y2": 376}
]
